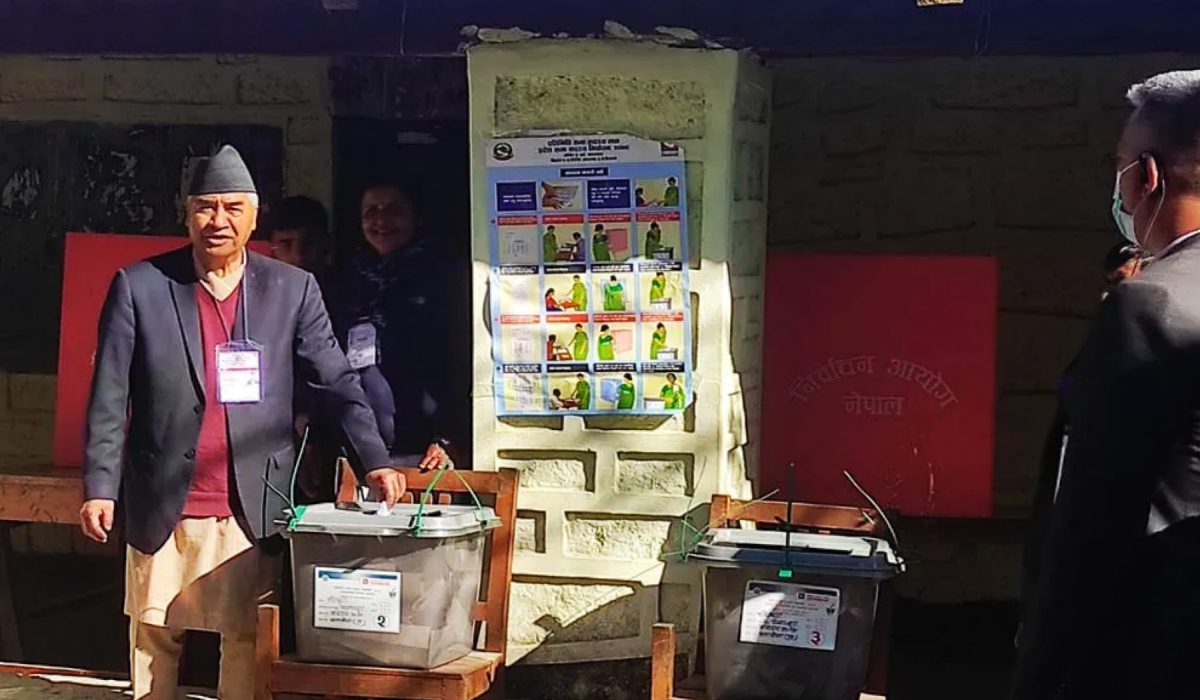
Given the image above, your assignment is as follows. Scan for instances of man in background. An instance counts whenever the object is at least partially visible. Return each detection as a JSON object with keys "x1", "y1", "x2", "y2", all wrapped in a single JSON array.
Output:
[
  {"x1": 1013, "y1": 70, "x2": 1200, "y2": 699},
  {"x1": 1018, "y1": 241, "x2": 1145, "y2": 647},
  {"x1": 262, "y1": 195, "x2": 330, "y2": 278}
]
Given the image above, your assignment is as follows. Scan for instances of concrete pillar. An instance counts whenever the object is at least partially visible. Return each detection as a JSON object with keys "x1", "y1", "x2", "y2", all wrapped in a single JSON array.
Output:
[{"x1": 467, "y1": 39, "x2": 771, "y2": 668}]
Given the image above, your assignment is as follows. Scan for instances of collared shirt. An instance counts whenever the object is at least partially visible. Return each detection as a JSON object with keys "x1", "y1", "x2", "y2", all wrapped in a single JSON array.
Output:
[
  {"x1": 192, "y1": 248, "x2": 246, "y2": 301},
  {"x1": 1155, "y1": 229, "x2": 1200, "y2": 261}
]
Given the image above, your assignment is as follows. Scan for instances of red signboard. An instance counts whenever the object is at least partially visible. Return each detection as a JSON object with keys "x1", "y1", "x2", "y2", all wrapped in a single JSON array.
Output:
[
  {"x1": 760, "y1": 254, "x2": 997, "y2": 518},
  {"x1": 53, "y1": 233, "x2": 271, "y2": 468}
]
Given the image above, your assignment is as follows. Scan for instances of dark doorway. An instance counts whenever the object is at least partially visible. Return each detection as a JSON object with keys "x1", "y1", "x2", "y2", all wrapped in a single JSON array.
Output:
[{"x1": 331, "y1": 115, "x2": 474, "y2": 460}]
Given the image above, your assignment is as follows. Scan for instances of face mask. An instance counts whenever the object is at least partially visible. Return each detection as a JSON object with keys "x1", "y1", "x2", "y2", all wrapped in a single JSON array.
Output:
[{"x1": 1112, "y1": 162, "x2": 1139, "y2": 245}]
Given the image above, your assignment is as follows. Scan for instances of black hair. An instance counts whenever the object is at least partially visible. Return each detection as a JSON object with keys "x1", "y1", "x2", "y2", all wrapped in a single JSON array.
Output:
[
  {"x1": 361, "y1": 179, "x2": 422, "y2": 214},
  {"x1": 262, "y1": 195, "x2": 328, "y2": 242},
  {"x1": 1104, "y1": 242, "x2": 1145, "y2": 274}
]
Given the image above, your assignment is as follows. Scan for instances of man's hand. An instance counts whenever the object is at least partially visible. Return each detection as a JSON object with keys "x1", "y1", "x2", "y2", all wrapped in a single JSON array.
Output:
[
  {"x1": 80, "y1": 499, "x2": 115, "y2": 544},
  {"x1": 418, "y1": 442, "x2": 453, "y2": 472},
  {"x1": 365, "y1": 468, "x2": 407, "y2": 507}
]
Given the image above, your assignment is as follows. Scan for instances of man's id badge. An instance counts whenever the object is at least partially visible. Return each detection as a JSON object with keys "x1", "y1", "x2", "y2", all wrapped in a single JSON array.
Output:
[
  {"x1": 346, "y1": 322, "x2": 379, "y2": 370},
  {"x1": 216, "y1": 341, "x2": 263, "y2": 404}
]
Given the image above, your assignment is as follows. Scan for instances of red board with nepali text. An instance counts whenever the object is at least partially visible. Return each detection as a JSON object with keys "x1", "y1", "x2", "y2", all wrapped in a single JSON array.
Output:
[
  {"x1": 53, "y1": 232, "x2": 271, "y2": 468},
  {"x1": 760, "y1": 254, "x2": 997, "y2": 518}
]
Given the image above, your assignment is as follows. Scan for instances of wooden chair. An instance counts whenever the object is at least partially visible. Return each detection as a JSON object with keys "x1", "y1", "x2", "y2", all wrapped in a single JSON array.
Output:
[
  {"x1": 255, "y1": 464, "x2": 519, "y2": 700},
  {"x1": 650, "y1": 494, "x2": 894, "y2": 700}
]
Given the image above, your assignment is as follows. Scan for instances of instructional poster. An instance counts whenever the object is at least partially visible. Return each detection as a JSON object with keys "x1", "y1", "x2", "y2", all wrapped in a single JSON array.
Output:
[
  {"x1": 487, "y1": 134, "x2": 691, "y2": 416},
  {"x1": 739, "y1": 580, "x2": 840, "y2": 652}
]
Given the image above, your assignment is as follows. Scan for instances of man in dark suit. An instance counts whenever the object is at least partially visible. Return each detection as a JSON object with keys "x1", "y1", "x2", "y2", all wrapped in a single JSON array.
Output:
[
  {"x1": 78, "y1": 145, "x2": 405, "y2": 699},
  {"x1": 1018, "y1": 243, "x2": 1144, "y2": 630},
  {"x1": 1012, "y1": 70, "x2": 1200, "y2": 699}
]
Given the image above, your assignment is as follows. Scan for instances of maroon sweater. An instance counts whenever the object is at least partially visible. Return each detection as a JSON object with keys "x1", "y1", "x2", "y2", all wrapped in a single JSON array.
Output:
[{"x1": 181, "y1": 287, "x2": 241, "y2": 519}]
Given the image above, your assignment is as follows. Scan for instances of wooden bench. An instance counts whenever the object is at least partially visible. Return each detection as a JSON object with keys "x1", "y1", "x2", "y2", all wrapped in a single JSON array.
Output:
[
  {"x1": 0, "y1": 467, "x2": 84, "y2": 660},
  {"x1": 650, "y1": 494, "x2": 894, "y2": 700},
  {"x1": 255, "y1": 465, "x2": 519, "y2": 700}
]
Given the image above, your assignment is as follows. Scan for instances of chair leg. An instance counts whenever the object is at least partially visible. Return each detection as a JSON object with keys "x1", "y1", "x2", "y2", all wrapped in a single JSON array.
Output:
[
  {"x1": 255, "y1": 604, "x2": 280, "y2": 700},
  {"x1": 651, "y1": 623, "x2": 676, "y2": 700}
]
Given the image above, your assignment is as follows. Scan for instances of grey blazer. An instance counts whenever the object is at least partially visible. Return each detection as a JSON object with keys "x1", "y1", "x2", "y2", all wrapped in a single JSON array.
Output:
[{"x1": 83, "y1": 246, "x2": 389, "y2": 554}]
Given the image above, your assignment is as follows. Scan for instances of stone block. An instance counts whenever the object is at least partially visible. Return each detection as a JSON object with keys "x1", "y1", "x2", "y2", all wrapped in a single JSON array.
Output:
[
  {"x1": 507, "y1": 657, "x2": 652, "y2": 700},
  {"x1": 286, "y1": 116, "x2": 324, "y2": 145},
  {"x1": 819, "y1": 153, "x2": 886, "y2": 184},
  {"x1": 8, "y1": 373, "x2": 56, "y2": 412},
  {"x1": 565, "y1": 515, "x2": 672, "y2": 560},
  {"x1": 238, "y1": 68, "x2": 316, "y2": 105},
  {"x1": 883, "y1": 165, "x2": 974, "y2": 236},
  {"x1": 508, "y1": 580, "x2": 640, "y2": 645},
  {"x1": 993, "y1": 154, "x2": 1110, "y2": 230},
  {"x1": 515, "y1": 510, "x2": 546, "y2": 553},
  {"x1": 735, "y1": 80, "x2": 770, "y2": 124},
  {"x1": 773, "y1": 183, "x2": 875, "y2": 243},
  {"x1": 910, "y1": 112, "x2": 1002, "y2": 154},
  {"x1": 933, "y1": 63, "x2": 1079, "y2": 110},
  {"x1": 994, "y1": 393, "x2": 1058, "y2": 512},
  {"x1": 216, "y1": 54, "x2": 259, "y2": 66},
  {"x1": 817, "y1": 73, "x2": 889, "y2": 114},
  {"x1": 498, "y1": 452, "x2": 594, "y2": 491},
  {"x1": 820, "y1": 115, "x2": 888, "y2": 156},
  {"x1": 494, "y1": 75, "x2": 706, "y2": 140},
  {"x1": 1015, "y1": 113, "x2": 1089, "y2": 149},
  {"x1": 0, "y1": 417, "x2": 53, "y2": 459},
  {"x1": 996, "y1": 313, "x2": 1088, "y2": 394},
  {"x1": 730, "y1": 219, "x2": 765, "y2": 276},
  {"x1": 659, "y1": 583, "x2": 696, "y2": 633},
  {"x1": 734, "y1": 141, "x2": 766, "y2": 201},
  {"x1": 988, "y1": 229, "x2": 1109, "y2": 317},
  {"x1": 104, "y1": 65, "x2": 223, "y2": 104},
  {"x1": 284, "y1": 144, "x2": 329, "y2": 202},
  {"x1": 0, "y1": 62, "x2": 91, "y2": 102},
  {"x1": 615, "y1": 455, "x2": 692, "y2": 496},
  {"x1": 0, "y1": 372, "x2": 8, "y2": 413},
  {"x1": 25, "y1": 523, "x2": 74, "y2": 555}
]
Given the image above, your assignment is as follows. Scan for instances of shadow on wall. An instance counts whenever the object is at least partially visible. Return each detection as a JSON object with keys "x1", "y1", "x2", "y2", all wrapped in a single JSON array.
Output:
[{"x1": 505, "y1": 505, "x2": 709, "y2": 700}]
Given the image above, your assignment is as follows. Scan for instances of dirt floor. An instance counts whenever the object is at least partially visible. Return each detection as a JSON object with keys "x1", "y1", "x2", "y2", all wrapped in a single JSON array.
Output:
[{"x1": 7, "y1": 552, "x2": 1021, "y2": 700}]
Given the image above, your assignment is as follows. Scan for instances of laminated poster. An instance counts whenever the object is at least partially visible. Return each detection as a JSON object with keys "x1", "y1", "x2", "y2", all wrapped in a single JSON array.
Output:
[
  {"x1": 738, "y1": 580, "x2": 840, "y2": 652},
  {"x1": 487, "y1": 134, "x2": 691, "y2": 416}
]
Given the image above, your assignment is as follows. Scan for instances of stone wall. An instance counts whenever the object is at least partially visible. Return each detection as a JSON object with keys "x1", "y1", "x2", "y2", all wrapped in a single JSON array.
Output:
[
  {"x1": 0, "y1": 55, "x2": 331, "y2": 204},
  {"x1": 767, "y1": 53, "x2": 1200, "y2": 601},
  {"x1": 468, "y1": 40, "x2": 766, "y2": 668}
]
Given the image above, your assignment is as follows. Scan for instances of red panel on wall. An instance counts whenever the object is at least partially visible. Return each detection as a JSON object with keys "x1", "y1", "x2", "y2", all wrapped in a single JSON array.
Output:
[
  {"x1": 53, "y1": 233, "x2": 271, "y2": 468},
  {"x1": 760, "y1": 254, "x2": 997, "y2": 518}
]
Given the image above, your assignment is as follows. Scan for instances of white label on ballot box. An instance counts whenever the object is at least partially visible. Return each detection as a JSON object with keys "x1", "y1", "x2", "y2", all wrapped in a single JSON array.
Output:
[
  {"x1": 313, "y1": 567, "x2": 401, "y2": 634},
  {"x1": 739, "y1": 580, "x2": 840, "y2": 652}
]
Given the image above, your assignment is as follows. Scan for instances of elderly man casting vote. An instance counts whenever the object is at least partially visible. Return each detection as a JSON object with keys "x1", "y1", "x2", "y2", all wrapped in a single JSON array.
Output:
[
  {"x1": 79, "y1": 145, "x2": 405, "y2": 699},
  {"x1": 1013, "y1": 70, "x2": 1200, "y2": 699}
]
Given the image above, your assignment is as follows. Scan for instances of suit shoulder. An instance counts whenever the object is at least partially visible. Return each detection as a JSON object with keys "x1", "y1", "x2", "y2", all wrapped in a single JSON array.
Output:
[
  {"x1": 120, "y1": 245, "x2": 191, "y2": 285},
  {"x1": 249, "y1": 251, "x2": 315, "y2": 288}
]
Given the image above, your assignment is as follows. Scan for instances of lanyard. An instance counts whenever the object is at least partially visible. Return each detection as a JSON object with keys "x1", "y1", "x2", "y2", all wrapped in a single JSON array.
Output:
[{"x1": 206, "y1": 277, "x2": 251, "y2": 343}]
